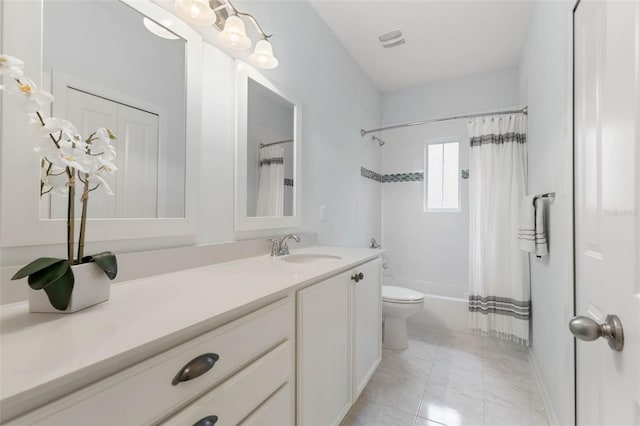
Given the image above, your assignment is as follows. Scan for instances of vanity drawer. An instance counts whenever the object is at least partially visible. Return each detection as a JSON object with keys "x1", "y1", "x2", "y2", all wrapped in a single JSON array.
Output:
[
  {"x1": 13, "y1": 298, "x2": 291, "y2": 426},
  {"x1": 162, "y1": 341, "x2": 292, "y2": 426},
  {"x1": 239, "y1": 382, "x2": 292, "y2": 426}
]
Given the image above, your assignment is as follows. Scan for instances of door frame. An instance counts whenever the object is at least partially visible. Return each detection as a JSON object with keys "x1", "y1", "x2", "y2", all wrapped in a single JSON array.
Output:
[{"x1": 571, "y1": 2, "x2": 580, "y2": 425}]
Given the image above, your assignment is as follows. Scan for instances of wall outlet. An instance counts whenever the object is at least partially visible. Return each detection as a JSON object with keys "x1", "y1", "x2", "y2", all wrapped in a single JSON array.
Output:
[{"x1": 319, "y1": 205, "x2": 326, "y2": 222}]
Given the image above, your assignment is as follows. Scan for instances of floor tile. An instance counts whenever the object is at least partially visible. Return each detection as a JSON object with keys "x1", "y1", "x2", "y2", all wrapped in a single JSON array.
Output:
[
  {"x1": 482, "y1": 353, "x2": 532, "y2": 381},
  {"x1": 439, "y1": 332, "x2": 484, "y2": 355},
  {"x1": 435, "y1": 347, "x2": 484, "y2": 375},
  {"x1": 418, "y1": 385, "x2": 485, "y2": 426},
  {"x1": 427, "y1": 362, "x2": 484, "y2": 400},
  {"x1": 403, "y1": 338, "x2": 441, "y2": 361},
  {"x1": 483, "y1": 375, "x2": 546, "y2": 417},
  {"x1": 485, "y1": 401, "x2": 549, "y2": 426},
  {"x1": 341, "y1": 398, "x2": 416, "y2": 426},
  {"x1": 408, "y1": 324, "x2": 445, "y2": 345},
  {"x1": 352, "y1": 328, "x2": 549, "y2": 426},
  {"x1": 361, "y1": 368, "x2": 427, "y2": 416},
  {"x1": 378, "y1": 348, "x2": 434, "y2": 381},
  {"x1": 414, "y1": 417, "x2": 448, "y2": 426}
]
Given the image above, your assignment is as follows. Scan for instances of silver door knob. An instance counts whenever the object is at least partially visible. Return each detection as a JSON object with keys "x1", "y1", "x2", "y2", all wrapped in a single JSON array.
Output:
[{"x1": 569, "y1": 314, "x2": 624, "y2": 351}]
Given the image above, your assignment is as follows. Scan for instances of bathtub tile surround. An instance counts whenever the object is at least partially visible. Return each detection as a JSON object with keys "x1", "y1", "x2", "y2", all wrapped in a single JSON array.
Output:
[
  {"x1": 361, "y1": 167, "x2": 385, "y2": 183},
  {"x1": 384, "y1": 172, "x2": 424, "y2": 183},
  {"x1": 360, "y1": 167, "x2": 424, "y2": 183},
  {"x1": 342, "y1": 325, "x2": 549, "y2": 426}
]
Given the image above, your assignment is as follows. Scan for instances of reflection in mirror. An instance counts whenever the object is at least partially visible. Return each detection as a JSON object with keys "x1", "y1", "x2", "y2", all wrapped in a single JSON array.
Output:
[
  {"x1": 246, "y1": 78, "x2": 295, "y2": 217},
  {"x1": 42, "y1": 0, "x2": 186, "y2": 219}
]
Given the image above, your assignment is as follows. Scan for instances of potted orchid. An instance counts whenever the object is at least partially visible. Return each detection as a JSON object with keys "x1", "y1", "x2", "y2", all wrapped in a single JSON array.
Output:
[{"x1": 1, "y1": 54, "x2": 118, "y2": 312}]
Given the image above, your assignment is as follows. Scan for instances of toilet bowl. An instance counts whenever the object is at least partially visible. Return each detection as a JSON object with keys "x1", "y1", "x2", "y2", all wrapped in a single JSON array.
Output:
[{"x1": 382, "y1": 285, "x2": 425, "y2": 350}]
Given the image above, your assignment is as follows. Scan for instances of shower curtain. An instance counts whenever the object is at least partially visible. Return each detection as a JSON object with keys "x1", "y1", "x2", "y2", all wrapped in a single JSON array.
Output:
[
  {"x1": 256, "y1": 145, "x2": 285, "y2": 216},
  {"x1": 467, "y1": 114, "x2": 530, "y2": 345}
]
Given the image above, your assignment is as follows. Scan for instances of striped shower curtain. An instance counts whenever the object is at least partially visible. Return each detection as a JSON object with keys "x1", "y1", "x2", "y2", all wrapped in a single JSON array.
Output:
[
  {"x1": 467, "y1": 114, "x2": 530, "y2": 345},
  {"x1": 256, "y1": 145, "x2": 285, "y2": 216}
]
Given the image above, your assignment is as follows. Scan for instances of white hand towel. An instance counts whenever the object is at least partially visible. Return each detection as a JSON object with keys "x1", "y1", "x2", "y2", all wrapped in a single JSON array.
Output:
[{"x1": 518, "y1": 195, "x2": 549, "y2": 257}]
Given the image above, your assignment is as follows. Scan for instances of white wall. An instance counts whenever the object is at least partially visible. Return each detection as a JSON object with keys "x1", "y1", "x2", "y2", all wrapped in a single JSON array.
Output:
[
  {"x1": 0, "y1": 1, "x2": 382, "y2": 287},
  {"x1": 380, "y1": 68, "x2": 520, "y2": 301},
  {"x1": 518, "y1": 1, "x2": 575, "y2": 425}
]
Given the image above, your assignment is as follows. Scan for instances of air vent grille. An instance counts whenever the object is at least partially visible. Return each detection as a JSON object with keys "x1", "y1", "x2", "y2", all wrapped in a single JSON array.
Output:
[{"x1": 377, "y1": 29, "x2": 405, "y2": 49}]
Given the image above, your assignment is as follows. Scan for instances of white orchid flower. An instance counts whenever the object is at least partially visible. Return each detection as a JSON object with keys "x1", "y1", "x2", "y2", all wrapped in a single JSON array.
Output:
[
  {"x1": 87, "y1": 127, "x2": 117, "y2": 161},
  {"x1": 0, "y1": 54, "x2": 24, "y2": 78},
  {"x1": 4, "y1": 77, "x2": 53, "y2": 112},
  {"x1": 29, "y1": 116, "x2": 82, "y2": 143},
  {"x1": 87, "y1": 173, "x2": 114, "y2": 195},
  {"x1": 40, "y1": 161, "x2": 69, "y2": 196},
  {"x1": 54, "y1": 139, "x2": 96, "y2": 173}
]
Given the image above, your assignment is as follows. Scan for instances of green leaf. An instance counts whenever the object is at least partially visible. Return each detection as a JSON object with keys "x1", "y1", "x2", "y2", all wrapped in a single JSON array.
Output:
[
  {"x1": 83, "y1": 252, "x2": 118, "y2": 280},
  {"x1": 42, "y1": 266, "x2": 75, "y2": 311},
  {"x1": 27, "y1": 260, "x2": 70, "y2": 290},
  {"x1": 12, "y1": 258, "x2": 66, "y2": 280}
]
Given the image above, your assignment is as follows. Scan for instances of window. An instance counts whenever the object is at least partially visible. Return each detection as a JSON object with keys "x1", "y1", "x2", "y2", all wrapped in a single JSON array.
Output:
[{"x1": 424, "y1": 139, "x2": 460, "y2": 211}]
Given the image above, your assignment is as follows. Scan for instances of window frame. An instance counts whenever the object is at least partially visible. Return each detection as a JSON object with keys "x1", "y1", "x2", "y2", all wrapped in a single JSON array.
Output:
[{"x1": 423, "y1": 137, "x2": 461, "y2": 213}]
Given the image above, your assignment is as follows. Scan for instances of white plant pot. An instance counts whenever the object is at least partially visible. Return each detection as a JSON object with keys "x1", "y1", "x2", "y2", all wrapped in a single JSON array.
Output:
[{"x1": 28, "y1": 262, "x2": 111, "y2": 313}]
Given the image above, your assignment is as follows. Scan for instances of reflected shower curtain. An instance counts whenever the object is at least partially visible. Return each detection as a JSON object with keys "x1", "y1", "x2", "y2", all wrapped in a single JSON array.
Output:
[
  {"x1": 468, "y1": 114, "x2": 530, "y2": 345},
  {"x1": 256, "y1": 145, "x2": 285, "y2": 216}
]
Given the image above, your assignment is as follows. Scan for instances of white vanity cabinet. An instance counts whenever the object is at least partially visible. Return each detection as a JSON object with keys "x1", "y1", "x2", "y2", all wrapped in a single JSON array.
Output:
[
  {"x1": 351, "y1": 258, "x2": 382, "y2": 399},
  {"x1": 297, "y1": 258, "x2": 382, "y2": 425},
  {"x1": 6, "y1": 298, "x2": 294, "y2": 426}
]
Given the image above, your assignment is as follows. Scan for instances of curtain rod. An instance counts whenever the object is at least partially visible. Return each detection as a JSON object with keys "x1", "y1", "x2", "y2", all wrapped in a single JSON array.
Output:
[
  {"x1": 259, "y1": 139, "x2": 294, "y2": 148},
  {"x1": 360, "y1": 106, "x2": 528, "y2": 137}
]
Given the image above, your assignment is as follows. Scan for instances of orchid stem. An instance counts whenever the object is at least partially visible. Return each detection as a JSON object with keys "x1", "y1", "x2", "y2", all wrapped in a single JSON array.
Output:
[
  {"x1": 67, "y1": 170, "x2": 75, "y2": 264},
  {"x1": 77, "y1": 173, "x2": 89, "y2": 262}
]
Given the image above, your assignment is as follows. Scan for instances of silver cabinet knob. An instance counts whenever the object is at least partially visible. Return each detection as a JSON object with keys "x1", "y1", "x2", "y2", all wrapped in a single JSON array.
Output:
[{"x1": 569, "y1": 315, "x2": 624, "y2": 351}]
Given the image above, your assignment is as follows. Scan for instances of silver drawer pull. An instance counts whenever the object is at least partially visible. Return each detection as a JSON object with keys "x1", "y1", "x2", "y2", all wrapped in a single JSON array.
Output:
[
  {"x1": 172, "y1": 353, "x2": 219, "y2": 386},
  {"x1": 193, "y1": 415, "x2": 218, "y2": 426}
]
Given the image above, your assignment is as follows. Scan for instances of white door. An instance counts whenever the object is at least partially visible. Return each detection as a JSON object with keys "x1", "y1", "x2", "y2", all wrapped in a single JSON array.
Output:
[
  {"x1": 297, "y1": 272, "x2": 352, "y2": 426},
  {"x1": 50, "y1": 86, "x2": 160, "y2": 219},
  {"x1": 351, "y1": 259, "x2": 382, "y2": 400},
  {"x1": 573, "y1": 1, "x2": 640, "y2": 425},
  {"x1": 50, "y1": 88, "x2": 118, "y2": 219},
  {"x1": 115, "y1": 104, "x2": 159, "y2": 218}
]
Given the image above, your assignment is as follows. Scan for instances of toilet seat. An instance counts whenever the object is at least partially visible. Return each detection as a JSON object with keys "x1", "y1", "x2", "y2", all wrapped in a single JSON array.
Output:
[{"x1": 382, "y1": 285, "x2": 424, "y2": 304}]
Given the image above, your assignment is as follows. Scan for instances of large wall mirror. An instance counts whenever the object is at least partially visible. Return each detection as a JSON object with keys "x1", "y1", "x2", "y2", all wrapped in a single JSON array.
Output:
[
  {"x1": 235, "y1": 62, "x2": 301, "y2": 231},
  {"x1": 1, "y1": 0, "x2": 202, "y2": 247},
  {"x1": 43, "y1": 0, "x2": 186, "y2": 219}
]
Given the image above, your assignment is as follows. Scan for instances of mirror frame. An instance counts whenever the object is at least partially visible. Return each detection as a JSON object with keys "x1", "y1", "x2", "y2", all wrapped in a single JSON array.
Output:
[
  {"x1": 234, "y1": 61, "x2": 302, "y2": 231},
  {"x1": 1, "y1": 0, "x2": 202, "y2": 247}
]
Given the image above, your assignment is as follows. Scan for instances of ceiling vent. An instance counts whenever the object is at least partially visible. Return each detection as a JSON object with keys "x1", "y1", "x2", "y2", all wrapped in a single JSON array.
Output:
[{"x1": 378, "y1": 29, "x2": 406, "y2": 49}]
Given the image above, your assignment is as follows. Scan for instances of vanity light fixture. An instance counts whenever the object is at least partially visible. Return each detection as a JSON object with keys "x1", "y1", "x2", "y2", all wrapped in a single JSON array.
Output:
[
  {"x1": 218, "y1": 15, "x2": 252, "y2": 49},
  {"x1": 174, "y1": 0, "x2": 278, "y2": 69},
  {"x1": 175, "y1": 0, "x2": 216, "y2": 26}
]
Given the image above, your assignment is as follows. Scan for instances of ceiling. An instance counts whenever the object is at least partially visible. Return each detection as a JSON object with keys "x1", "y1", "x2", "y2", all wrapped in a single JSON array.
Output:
[{"x1": 309, "y1": 0, "x2": 535, "y2": 92}]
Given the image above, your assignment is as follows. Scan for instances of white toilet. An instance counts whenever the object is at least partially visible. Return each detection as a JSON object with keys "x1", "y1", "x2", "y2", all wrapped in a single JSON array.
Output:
[{"x1": 382, "y1": 285, "x2": 425, "y2": 350}]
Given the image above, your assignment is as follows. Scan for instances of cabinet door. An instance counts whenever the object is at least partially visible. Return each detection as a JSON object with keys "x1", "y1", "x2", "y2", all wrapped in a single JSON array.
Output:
[
  {"x1": 297, "y1": 272, "x2": 351, "y2": 426},
  {"x1": 351, "y1": 259, "x2": 382, "y2": 399}
]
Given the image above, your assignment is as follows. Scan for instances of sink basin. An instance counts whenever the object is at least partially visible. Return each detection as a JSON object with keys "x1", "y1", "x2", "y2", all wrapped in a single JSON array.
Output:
[{"x1": 282, "y1": 254, "x2": 342, "y2": 264}]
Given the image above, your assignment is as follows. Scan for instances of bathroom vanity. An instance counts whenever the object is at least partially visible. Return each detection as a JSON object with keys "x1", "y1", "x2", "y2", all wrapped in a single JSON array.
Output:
[{"x1": 0, "y1": 247, "x2": 382, "y2": 425}]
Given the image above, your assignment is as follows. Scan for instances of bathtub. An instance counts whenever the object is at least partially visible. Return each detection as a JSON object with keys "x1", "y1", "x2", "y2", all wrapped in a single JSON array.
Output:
[{"x1": 382, "y1": 277, "x2": 469, "y2": 332}]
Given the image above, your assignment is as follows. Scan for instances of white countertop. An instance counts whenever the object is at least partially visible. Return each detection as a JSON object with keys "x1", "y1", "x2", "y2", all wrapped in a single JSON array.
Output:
[{"x1": 0, "y1": 246, "x2": 381, "y2": 420}]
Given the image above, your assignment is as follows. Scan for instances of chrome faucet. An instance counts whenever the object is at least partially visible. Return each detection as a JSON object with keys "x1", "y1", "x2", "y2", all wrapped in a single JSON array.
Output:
[
  {"x1": 370, "y1": 238, "x2": 382, "y2": 249},
  {"x1": 269, "y1": 234, "x2": 300, "y2": 256}
]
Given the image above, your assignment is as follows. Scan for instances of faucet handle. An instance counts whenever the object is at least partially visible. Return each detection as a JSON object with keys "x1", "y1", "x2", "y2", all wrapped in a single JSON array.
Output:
[{"x1": 267, "y1": 238, "x2": 279, "y2": 257}]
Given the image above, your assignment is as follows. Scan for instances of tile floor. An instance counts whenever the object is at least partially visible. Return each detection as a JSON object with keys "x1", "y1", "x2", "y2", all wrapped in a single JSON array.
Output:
[{"x1": 342, "y1": 325, "x2": 549, "y2": 426}]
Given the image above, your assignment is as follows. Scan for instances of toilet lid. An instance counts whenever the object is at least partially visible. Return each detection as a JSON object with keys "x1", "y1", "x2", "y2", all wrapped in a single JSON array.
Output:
[{"x1": 382, "y1": 286, "x2": 424, "y2": 303}]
